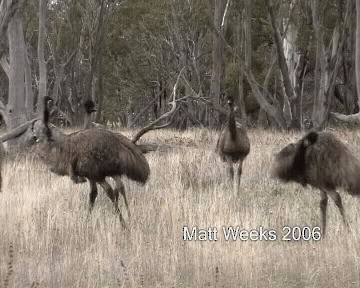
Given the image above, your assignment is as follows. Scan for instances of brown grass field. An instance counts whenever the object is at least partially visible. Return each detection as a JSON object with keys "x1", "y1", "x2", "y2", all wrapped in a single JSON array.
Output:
[{"x1": 1, "y1": 128, "x2": 360, "y2": 287}]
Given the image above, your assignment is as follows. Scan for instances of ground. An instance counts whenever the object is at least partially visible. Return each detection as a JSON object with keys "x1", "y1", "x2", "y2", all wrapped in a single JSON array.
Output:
[{"x1": 1, "y1": 128, "x2": 360, "y2": 287}]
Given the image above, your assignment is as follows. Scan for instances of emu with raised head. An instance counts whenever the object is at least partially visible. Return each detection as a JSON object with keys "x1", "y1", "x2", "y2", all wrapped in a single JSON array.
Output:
[
  {"x1": 272, "y1": 131, "x2": 360, "y2": 235},
  {"x1": 216, "y1": 96, "x2": 250, "y2": 188},
  {"x1": 32, "y1": 97, "x2": 150, "y2": 227}
]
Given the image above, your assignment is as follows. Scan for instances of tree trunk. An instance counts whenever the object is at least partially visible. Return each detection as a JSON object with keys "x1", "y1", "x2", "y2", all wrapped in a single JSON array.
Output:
[
  {"x1": 356, "y1": 0, "x2": 360, "y2": 107},
  {"x1": 243, "y1": 67, "x2": 287, "y2": 129},
  {"x1": 265, "y1": 0, "x2": 297, "y2": 128},
  {"x1": 7, "y1": 11, "x2": 26, "y2": 129},
  {"x1": 325, "y1": 1, "x2": 356, "y2": 124},
  {"x1": 24, "y1": 49, "x2": 34, "y2": 119},
  {"x1": 209, "y1": 0, "x2": 226, "y2": 126},
  {"x1": 311, "y1": 0, "x2": 327, "y2": 126},
  {"x1": 0, "y1": 0, "x2": 20, "y2": 57},
  {"x1": 95, "y1": 48, "x2": 103, "y2": 123},
  {"x1": 37, "y1": 0, "x2": 47, "y2": 117}
]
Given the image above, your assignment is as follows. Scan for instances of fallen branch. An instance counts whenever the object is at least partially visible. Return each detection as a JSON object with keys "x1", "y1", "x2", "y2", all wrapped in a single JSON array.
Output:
[{"x1": 330, "y1": 112, "x2": 360, "y2": 124}]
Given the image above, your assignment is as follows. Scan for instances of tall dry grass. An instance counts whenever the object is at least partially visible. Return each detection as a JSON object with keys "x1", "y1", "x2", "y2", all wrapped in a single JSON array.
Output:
[{"x1": 1, "y1": 128, "x2": 360, "y2": 287}]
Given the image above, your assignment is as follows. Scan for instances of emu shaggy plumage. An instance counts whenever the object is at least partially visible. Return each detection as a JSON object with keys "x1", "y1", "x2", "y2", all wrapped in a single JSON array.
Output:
[
  {"x1": 38, "y1": 128, "x2": 149, "y2": 183},
  {"x1": 33, "y1": 96, "x2": 150, "y2": 227},
  {"x1": 272, "y1": 131, "x2": 360, "y2": 235},
  {"x1": 216, "y1": 97, "x2": 250, "y2": 188}
]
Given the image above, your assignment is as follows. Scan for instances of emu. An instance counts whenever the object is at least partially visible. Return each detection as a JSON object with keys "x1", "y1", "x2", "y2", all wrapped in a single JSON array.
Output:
[
  {"x1": 272, "y1": 131, "x2": 360, "y2": 235},
  {"x1": 216, "y1": 96, "x2": 250, "y2": 188},
  {"x1": 32, "y1": 96, "x2": 150, "y2": 227}
]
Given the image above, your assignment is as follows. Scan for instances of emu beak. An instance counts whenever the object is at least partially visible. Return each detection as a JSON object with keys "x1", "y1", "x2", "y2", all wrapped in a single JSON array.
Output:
[{"x1": 36, "y1": 139, "x2": 40, "y2": 143}]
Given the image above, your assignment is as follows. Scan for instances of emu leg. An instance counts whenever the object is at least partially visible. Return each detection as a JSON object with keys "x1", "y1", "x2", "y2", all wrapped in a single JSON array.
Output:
[
  {"x1": 114, "y1": 176, "x2": 131, "y2": 218},
  {"x1": 98, "y1": 180, "x2": 127, "y2": 228},
  {"x1": 89, "y1": 180, "x2": 98, "y2": 212},
  {"x1": 320, "y1": 190, "x2": 328, "y2": 236},
  {"x1": 327, "y1": 189, "x2": 348, "y2": 228},
  {"x1": 225, "y1": 156, "x2": 234, "y2": 183},
  {"x1": 236, "y1": 160, "x2": 243, "y2": 190}
]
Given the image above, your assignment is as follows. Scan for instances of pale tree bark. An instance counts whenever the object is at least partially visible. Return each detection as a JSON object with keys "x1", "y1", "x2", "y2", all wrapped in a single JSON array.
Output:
[
  {"x1": 0, "y1": 0, "x2": 20, "y2": 57},
  {"x1": 7, "y1": 11, "x2": 27, "y2": 129},
  {"x1": 209, "y1": 0, "x2": 227, "y2": 125},
  {"x1": 282, "y1": 2, "x2": 305, "y2": 129},
  {"x1": 24, "y1": 49, "x2": 34, "y2": 119},
  {"x1": 311, "y1": 0, "x2": 328, "y2": 126},
  {"x1": 265, "y1": 0, "x2": 297, "y2": 128},
  {"x1": 37, "y1": 0, "x2": 47, "y2": 117}
]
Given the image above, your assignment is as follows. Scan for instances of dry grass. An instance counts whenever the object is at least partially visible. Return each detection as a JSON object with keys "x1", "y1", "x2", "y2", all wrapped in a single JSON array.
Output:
[{"x1": 1, "y1": 128, "x2": 360, "y2": 287}]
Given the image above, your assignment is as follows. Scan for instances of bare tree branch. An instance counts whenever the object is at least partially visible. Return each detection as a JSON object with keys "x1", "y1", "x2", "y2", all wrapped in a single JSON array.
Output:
[{"x1": 131, "y1": 67, "x2": 185, "y2": 144}]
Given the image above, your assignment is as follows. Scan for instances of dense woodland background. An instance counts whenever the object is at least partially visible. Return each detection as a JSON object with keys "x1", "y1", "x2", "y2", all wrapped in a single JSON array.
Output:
[{"x1": 0, "y1": 0, "x2": 359, "y2": 133}]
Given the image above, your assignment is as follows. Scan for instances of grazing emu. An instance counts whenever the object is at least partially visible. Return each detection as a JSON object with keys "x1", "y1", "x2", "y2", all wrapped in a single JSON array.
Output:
[
  {"x1": 32, "y1": 96, "x2": 150, "y2": 227},
  {"x1": 216, "y1": 96, "x2": 250, "y2": 188},
  {"x1": 272, "y1": 131, "x2": 360, "y2": 235}
]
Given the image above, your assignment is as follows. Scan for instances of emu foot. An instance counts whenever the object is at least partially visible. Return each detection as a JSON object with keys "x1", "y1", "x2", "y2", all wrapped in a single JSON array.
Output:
[{"x1": 71, "y1": 175, "x2": 87, "y2": 184}]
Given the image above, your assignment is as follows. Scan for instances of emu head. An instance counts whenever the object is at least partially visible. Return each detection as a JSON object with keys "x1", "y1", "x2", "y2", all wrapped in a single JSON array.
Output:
[
  {"x1": 31, "y1": 97, "x2": 54, "y2": 143},
  {"x1": 84, "y1": 100, "x2": 97, "y2": 114},
  {"x1": 271, "y1": 131, "x2": 319, "y2": 186},
  {"x1": 227, "y1": 96, "x2": 234, "y2": 107}
]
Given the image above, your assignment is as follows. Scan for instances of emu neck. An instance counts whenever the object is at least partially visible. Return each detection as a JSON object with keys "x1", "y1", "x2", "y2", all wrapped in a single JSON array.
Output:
[
  {"x1": 228, "y1": 105, "x2": 237, "y2": 139},
  {"x1": 46, "y1": 127, "x2": 67, "y2": 148},
  {"x1": 83, "y1": 112, "x2": 93, "y2": 129}
]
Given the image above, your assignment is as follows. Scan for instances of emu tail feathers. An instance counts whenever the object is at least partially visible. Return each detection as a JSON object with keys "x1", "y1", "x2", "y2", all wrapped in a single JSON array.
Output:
[{"x1": 117, "y1": 134, "x2": 150, "y2": 184}]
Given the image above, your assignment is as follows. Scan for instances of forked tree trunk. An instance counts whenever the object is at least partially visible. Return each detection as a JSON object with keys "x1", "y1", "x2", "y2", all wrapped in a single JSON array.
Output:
[{"x1": 265, "y1": 0, "x2": 297, "y2": 128}]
